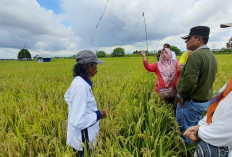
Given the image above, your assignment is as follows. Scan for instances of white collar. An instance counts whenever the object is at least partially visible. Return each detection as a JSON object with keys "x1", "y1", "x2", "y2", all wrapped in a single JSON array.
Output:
[{"x1": 194, "y1": 45, "x2": 209, "y2": 52}]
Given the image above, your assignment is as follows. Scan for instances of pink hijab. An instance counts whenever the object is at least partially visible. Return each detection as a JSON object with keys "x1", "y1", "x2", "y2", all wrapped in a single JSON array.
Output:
[{"x1": 158, "y1": 48, "x2": 176, "y2": 87}]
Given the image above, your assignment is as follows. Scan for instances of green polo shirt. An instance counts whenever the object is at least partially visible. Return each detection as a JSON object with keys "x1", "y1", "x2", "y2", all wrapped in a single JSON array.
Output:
[{"x1": 177, "y1": 48, "x2": 217, "y2": 101}]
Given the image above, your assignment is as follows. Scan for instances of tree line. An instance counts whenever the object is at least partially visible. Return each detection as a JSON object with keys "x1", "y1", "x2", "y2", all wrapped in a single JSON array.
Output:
[{"x1": 17, "y1": 46, "x2": 232, "y2": 60}]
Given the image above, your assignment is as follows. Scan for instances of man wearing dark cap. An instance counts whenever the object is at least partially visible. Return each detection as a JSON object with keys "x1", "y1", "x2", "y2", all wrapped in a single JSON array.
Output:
[
  {"x1": 220, "y1": 23, "x2": 232, "y2": 28},
  {"x1": 176, "y1": 26, "x2": 217, "y2": 143},
  {"x1": 182, "y1": 24, "x2": 232, "y2": 156},
  {"x1": 221, "y1": 23, "x2": 232, "y2": 49},
  {"x1": 64, "y1": 50, "x2": 106, "y2": 156}
]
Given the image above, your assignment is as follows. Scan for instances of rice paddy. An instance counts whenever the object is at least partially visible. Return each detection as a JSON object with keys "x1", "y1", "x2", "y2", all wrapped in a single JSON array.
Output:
[{"x1": 0, "y1": 54, "x2": 231, "y2": 156}]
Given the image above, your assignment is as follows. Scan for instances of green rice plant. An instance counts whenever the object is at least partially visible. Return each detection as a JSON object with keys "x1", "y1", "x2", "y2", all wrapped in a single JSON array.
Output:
[{"x1": 0, "y1": 55, "x2": 231, "y2": 156}]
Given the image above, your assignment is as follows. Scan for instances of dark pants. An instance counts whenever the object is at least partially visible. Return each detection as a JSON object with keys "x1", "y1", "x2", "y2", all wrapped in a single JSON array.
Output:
[
  {"x1": 164, "y1": 96, "x2": 176, "y2": 113},
  {"x1": 195, "y1": 140, "x2": 229, "y2": 157},
  {"x1": 76, "y1": 151, "x2": 84, "y2": 157},
  {"x1": 73, "y1": 148, "x2": 84, "y2": 157},
  {"x1": 73, "y1": 148, "x2": 93, "y2": 157}
]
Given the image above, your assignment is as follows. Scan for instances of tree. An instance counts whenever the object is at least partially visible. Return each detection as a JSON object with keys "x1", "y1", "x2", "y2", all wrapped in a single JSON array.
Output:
[
  {"x1": 17, "y1": 49, "x2": 31, "y2": 59},
  {"x1": 220, "y1": 48, "x2": 232, "y2": 52},
  {"x1": 170, "y1": 45, "x2": 181, "y2": 55},
  {"x1": 112, "y1": 47, "x2": 125, "y2": 57},
  {"x1": 133, "y1": 50, "x2": 140, "y2": 54},
  {"x1": 96, "y1": 51, "x2": 106, "y2": 58}
]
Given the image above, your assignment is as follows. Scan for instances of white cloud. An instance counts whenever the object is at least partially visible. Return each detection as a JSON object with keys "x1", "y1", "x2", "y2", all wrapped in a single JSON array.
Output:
[
  {"x1": 0, "y1": 0, "x2": 80, "y2": 58},
  {"x1": 0, "y1": 48, "x2": 19, "y2": 59},
  {"x1": 61, "y1": 0, "x2": 232, "y2": 52},
  {"x1": 0, "y1": 0, "x2": 232, "y2": 59}
]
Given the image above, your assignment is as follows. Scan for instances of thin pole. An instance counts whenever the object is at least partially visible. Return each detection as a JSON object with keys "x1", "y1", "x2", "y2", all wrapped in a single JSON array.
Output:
[
  {"x1": 91, "y1": 0, "x2": 110, "y2": 47},
  {"x1": 142, "y1": 12, "x2": 148, "y2": 52}
]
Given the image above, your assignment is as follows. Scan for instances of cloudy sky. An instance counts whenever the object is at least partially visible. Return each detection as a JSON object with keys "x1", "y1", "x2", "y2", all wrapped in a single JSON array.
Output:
[{"x1": 0, "y1": 0, "x2": 232, "y2": 59}]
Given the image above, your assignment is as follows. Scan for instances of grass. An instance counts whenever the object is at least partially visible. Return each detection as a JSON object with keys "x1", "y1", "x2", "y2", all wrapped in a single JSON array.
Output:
[{"x1": 0, "y1": 54, "x2": 231, "y2": 156}]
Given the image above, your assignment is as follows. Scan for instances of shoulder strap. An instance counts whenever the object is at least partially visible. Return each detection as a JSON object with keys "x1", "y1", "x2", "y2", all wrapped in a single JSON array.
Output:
[
  {"x1": 223, "y1": 77, "x2": 232, "y2": 97},
  {"x1": 206, "y1": 77, "x2": 232, "y2": 124}
]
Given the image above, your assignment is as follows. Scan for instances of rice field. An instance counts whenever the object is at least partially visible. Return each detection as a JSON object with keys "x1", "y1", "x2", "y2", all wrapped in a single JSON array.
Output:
[{"x1": 0, "y1": 54, "x2": 231, "y2": 156}]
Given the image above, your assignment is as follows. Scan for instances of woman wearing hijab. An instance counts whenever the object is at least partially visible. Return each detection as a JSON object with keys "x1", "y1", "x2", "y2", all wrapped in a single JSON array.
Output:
[{"x1": 141, "y1": 48, "x2": 180, "y2": 105}]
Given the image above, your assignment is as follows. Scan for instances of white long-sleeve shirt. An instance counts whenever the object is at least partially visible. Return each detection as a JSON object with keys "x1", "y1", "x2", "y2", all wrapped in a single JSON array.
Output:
[
  {"x1": 198, "y1": 83, "x2": 232, "y2": 156},
  {"x1": 64, "y1": 76, "x2": 101, "y2": 151}
]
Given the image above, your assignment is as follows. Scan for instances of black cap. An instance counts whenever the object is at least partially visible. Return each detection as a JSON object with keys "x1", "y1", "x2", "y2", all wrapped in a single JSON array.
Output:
[
  {"x1": 75, "y1": 50, "x2": 104, "y2": 64},
  {"x1": 220, "y1": 23, "x2": 232, "y2": 28},
  {"x1": 181, "y1": 26, "x2": 210, "y2": 40}
]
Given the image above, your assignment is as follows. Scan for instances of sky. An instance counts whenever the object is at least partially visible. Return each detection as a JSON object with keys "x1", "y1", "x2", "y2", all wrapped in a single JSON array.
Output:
[{"x1": 0, "y1": 0, "x2": 232, "y2": 59}]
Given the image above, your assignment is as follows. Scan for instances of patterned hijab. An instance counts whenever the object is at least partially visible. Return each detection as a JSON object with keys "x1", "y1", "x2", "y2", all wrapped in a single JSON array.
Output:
[{"x1": 158, "y1": 48, "x2": 176, "y2": 87}]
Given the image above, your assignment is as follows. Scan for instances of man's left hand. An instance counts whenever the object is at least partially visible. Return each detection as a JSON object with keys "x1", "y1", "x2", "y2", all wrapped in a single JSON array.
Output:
[
  {"x1": 178, "y1": 98, "x2": 184, "y2": 107},
  {"x1": 183, "y1": 125, "x2": 200, "y2": 142}
]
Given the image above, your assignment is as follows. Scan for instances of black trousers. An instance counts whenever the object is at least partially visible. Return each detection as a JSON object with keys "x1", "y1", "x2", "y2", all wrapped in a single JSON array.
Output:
[
  {"x1": 76, "y1": 151, "x2": 84, "y2": 157},
  {"x1": 72, "y1": 148, "x2": 84, "y2": 157},
  {"x1": 163, "y1": 96, "x2": 177, "y2": 115},
  {"x1": 73, "y1": 148, "x2": 93, "y2": 157}
]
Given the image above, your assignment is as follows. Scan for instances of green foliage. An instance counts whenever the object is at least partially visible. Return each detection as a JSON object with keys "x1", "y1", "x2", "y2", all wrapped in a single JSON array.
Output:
[
  {"x1": 220, "y1": 48, "x2": 232, "y2": 52},
  {"x1": 133, "y1": 50, "x2": 140, "y2": 54},
  {"x1": 0, "y1": 55, "x2": 231, "y2": 156},
  {"x1": 170, "y1": 46, "x2": 181, "y2": 54},
  {"x1": 112, "y1": 47, "x2": 125, "y2": 57},
  {"x1": 96, "y1": 51, "x2": 106, "y2": 58},
  {"x1": 17, "y1": 49, "x2": 31, "y2": 59},
  {"x1": 133, "y1": 50, "x2": 150, "y2": 55},
  {"x1": 212, "y1": 48, "x2": 232, "y2": 54}
]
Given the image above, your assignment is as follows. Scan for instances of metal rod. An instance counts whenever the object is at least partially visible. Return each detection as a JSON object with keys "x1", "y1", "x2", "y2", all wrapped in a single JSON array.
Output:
[{"x1": 142, "y1": 12, "x2": 149, "y2": 52}]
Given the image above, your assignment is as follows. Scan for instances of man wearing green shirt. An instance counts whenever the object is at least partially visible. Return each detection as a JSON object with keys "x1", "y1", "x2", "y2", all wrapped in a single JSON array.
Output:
[{"x1": 176, "y1": 26, "x2": 217, "y2": 143}]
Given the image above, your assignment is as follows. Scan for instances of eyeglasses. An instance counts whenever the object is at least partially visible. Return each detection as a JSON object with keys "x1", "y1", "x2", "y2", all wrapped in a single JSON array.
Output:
[
  {"x1": 185, "y1": 36, "x2": 193, "y2": 43},
  {"x1": 185, "y1": 35, "x2": 202, "y2": 43}
]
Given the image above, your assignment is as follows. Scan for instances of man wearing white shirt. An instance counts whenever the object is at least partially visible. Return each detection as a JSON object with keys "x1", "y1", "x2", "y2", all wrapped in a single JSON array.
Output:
[{"x1": 184, "y1": 78, "x2": 232, "y2": 157}]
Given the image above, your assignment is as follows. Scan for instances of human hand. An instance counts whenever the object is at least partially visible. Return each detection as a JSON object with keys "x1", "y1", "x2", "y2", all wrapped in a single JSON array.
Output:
[
  {"x1": 183, "y1": 125, "x2": 200, "y2": 142},
  {"x1": 187, "y1": 50, "x2": 193, "y2": 55},
  {"x1": 189, "y1": 133, "x2": 199, "y2": 142},
  {"x1": 99, "y1": 109, "x2": 106, "y2": 119},
  {"x1": 178, "y1": 98, "x2": 184, "y2": 107},
  {"x1": 141, "y1": 50, "x2": 146, "y2": 57}
]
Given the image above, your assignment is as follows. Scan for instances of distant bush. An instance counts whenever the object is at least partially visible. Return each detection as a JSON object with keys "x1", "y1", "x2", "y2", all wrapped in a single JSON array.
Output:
[
  {"x1": 170, "y1": 45, "x2": 181, "y2": 55},
  {"x1": 219, "y1": 48, "x2": 232, "y2": 52},
  {"x1": 18, "y1": 49, "x2": 31, "y2": 59},
  {"x1": 112, "y1": 47, "x2": 125, "y2": 57},
  {"x1": 96, "y1": 51, "x2": 106, "y2": 58},
  {"x1": 133, "y1": 50, "x2": 140, "y2": 54},
  {"x1": 212, "y1": 48, "x2": 232, "y2": 54},
  {"x1": 133, "y1": 50, "x2": 150, "y2": 55}
]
